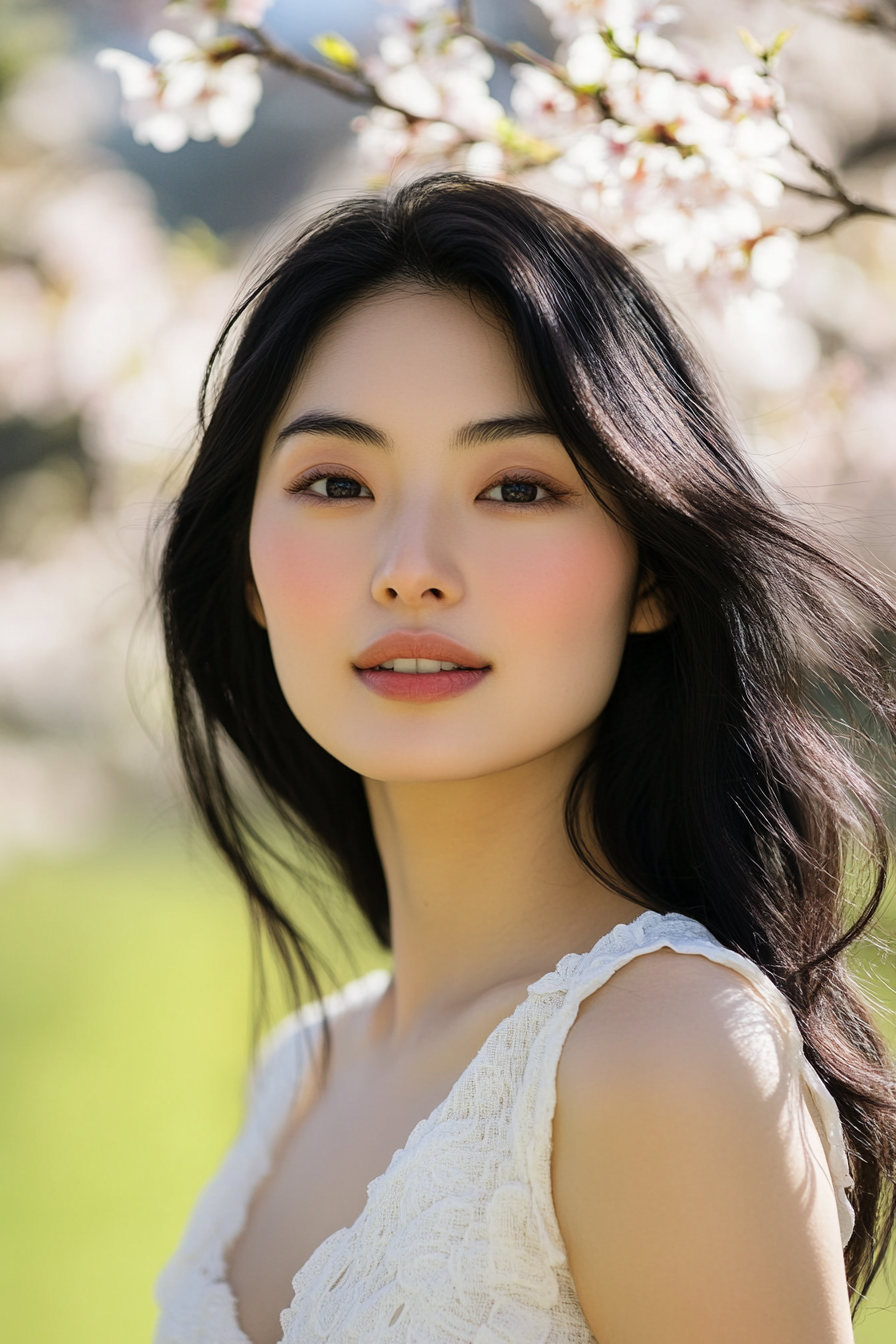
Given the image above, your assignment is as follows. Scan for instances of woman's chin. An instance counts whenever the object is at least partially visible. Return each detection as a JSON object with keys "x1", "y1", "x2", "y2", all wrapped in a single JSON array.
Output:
[{"x1": 323, "y1": 735, "x2": 589, "y2": 787}]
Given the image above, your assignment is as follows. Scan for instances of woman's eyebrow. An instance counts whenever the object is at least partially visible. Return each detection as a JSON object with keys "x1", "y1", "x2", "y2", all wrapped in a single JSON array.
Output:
[
  {"x1": 451, "y1": 413, "x2": 556, "y2": 447},
  {"x1": 274, "y1": 410, "x2": 557, "y2": 450},
  {"x1": 275, "y1": 412, "x2": 389, "y2": 448}
]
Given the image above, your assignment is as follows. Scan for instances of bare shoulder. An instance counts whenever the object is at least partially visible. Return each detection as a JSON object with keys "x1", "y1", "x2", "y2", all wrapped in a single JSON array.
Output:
[
  {"x1": 559, "y1": 947, "x2": 790, "y2": 1108},
  {"x1": 552, "y1": 948, "x2": 853, "y2": 1344}
]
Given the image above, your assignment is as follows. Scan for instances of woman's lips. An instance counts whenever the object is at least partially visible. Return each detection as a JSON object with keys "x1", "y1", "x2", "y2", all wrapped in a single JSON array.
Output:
[
  {"x1": 357, "y1": 666, "x2": 489, "y2": 702},
  {"x1": 354, "y1": 632, "x2": 490, "y2": 703}
]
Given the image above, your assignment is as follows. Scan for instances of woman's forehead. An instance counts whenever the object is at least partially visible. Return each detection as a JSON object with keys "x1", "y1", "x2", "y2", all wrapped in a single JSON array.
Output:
[{"x1": 279, "y1": 285, "x2": 538, "y2": 427}]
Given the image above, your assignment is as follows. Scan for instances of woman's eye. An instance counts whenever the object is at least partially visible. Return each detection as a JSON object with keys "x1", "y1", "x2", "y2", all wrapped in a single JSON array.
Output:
[
  {"x1": 304, "y1": 475, "x2": 372, "y2": 499},
  {"x1": 480, "y1": 479, "x2": 548, "y2": 504}
]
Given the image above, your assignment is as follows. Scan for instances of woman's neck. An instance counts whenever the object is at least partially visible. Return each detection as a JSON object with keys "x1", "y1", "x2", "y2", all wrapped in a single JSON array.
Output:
[{"x1": 364, "y1": 732, "x2": 640, "y2": 1040}]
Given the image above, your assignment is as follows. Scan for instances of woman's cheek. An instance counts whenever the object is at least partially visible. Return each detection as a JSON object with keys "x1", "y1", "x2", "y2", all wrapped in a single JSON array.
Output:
[
  {"x1": 480, "y1": 524, "x2": 637, "y2": 654},
  {"x1": 250, "y1": 507, "x2": 361, "y2": 656}
]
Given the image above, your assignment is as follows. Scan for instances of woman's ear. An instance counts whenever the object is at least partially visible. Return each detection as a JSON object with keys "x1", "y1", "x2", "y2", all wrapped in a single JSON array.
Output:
[
  {"x1": 629, "y1": 570, "x2": 671, "y2": 634},
  {"x1": 246, "y1": 577, "x2": 267, "y2": 629}
]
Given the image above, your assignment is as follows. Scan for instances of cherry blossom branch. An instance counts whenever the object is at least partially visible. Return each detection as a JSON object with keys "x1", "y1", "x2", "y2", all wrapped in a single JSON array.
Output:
[
  {"x1": 235, "y1": 27, "x2": 453, "y2": 131},
  {"x1": 778, "y1": 170, "x2": 895, "y2": 235},
  {"x1": 97, "y1": 0, "x2": 896, "y2": 292},
  {"x1": 244, "y1": 12, "x2": 896, "y2": 240},
  {"x1": 762, "y1": 63, "x2": 896, "y2": 234},
  {"x1": 462, "y1": 26, "x2": 567, "y2": 79},
  {"x1": 237, "y1": 27, "x2": 372, "y2": 103}
]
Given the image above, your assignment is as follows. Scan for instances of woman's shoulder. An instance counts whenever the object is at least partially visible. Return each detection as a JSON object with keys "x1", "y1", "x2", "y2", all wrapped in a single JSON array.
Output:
[
  {"x1": 560, "y1": 943, "x2": 790, "y2": 1108},
  {"x1": 551, "y1": 938, "x2": 855, "y2": 1342},
  {"x1": 550, "y1": 909, "x2": 801, "y2": 1082}
]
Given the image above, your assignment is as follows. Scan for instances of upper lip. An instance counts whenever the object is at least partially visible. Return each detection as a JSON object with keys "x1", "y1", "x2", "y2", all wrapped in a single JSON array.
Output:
[{"x1": 354, "y1": 632, "x2": 490, "y2": 670}]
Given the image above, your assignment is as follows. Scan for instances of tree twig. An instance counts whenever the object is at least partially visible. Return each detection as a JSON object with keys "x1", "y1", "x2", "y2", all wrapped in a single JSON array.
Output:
[
  {"x1": 772, "y1": 104, "x2": 896, "y2": 231},
  {"x1": 792, "y1": 197, "x2": 895, "y2": 236},
  {"x1": 238, "y1": 26, "x2": 373, "y2": 103}
]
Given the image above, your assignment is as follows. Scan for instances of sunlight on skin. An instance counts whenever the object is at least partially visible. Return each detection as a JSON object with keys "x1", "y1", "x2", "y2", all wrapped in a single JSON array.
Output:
[{"x1": 249, "y1": 285, "x2": 659, "y2": 786}]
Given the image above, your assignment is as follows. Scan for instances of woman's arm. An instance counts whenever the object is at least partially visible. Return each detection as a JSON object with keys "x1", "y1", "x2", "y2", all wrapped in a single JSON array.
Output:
[{"x1": 552, "y1": 949, "x2": 854, "y2": 1344}]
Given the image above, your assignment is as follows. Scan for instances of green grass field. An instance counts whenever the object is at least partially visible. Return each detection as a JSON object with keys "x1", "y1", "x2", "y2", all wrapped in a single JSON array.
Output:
[{"x1": 1, "y1": 828, "x2": 894, "y2": 1342}]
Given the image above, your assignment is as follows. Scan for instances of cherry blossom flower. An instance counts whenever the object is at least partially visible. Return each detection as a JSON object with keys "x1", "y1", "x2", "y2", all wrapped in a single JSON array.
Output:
[
  {"x1": 97, "y1": 28, "x2": 262, "y2": 151},
  {"x1": 531, "y1": 0, "x2": 681, "y2": 42},
  {"x1": 340, "y1": 1, "x2": 798, "y2": 289},
  {"x1": 565, "y1": 33, "x2": 613, "y2": 91},
  {"x1": 364, "y1": 6, "x2": 502, "y2": 142},
  {"x1": 96, "y1": 0, "x2": 854, "y2": 295},
  {"x1": 749, "y1": 231, "x2": 798, "y2": 289},
  {"x1": 163, "y1": 0, "x2": 273, "y2": 26}
]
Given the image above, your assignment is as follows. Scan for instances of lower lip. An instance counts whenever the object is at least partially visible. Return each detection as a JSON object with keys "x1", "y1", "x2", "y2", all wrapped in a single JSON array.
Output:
[{"x1": 356, "y1": 668, "x2": 489, "y2": 702}]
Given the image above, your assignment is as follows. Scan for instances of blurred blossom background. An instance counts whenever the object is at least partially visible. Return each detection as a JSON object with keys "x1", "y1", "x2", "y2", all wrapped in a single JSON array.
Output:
[{"x1": 1, "y1": 1, "x2": 895, "y2": 1340}]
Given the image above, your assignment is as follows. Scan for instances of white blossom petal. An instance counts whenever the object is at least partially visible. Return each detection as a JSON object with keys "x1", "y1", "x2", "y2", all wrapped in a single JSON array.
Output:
[
  {"x1": 377, "y1": 66, "x2": 442, "y2": 119},
  {"x1": 96, "y1": 49, "x2": 158, "y2": 102},
  {"x1": 148, "y1": 29, "x2": 198, "y2": 63},
  {"x1": 750, "y1": 232, "x2": 797, "y2": 290},
  {"x1": 134, "y1": 110, "x2": 190, "y2": 152},
  {"x1": 566, "y1": 33, "x2": 612, "y2": 88}
]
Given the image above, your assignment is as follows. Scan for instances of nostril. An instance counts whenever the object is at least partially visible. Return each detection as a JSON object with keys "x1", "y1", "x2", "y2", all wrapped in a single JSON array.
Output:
[{"x1": 427, "y1": 587, "x2": 443, "y2": 599}]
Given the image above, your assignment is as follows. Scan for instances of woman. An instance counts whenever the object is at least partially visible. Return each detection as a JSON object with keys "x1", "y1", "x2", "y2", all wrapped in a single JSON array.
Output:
[{"x1": 155, "y1": 174, "x2": 896, "y2": 1344}]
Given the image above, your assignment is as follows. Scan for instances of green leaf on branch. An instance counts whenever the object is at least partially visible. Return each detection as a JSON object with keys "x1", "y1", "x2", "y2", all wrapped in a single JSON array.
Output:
[
  {"x1": 767, "y1": 28, "x2": 795, "y2": 59},
  {"x1": 600, "y1": 27, "x2": 633, "y2": 62},
  {"x1": 311, "y1": 32, "x2": 361, "y2": 72},
  {"x1": 737, "y1": 26, "x2": 794, "y2": 64},
  {"x1": 737, "y1": 27, "x2": 765, "y2": 58}
]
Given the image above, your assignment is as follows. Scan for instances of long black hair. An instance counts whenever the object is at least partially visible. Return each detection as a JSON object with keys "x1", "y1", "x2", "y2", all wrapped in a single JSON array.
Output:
[{"x1": 160, "y1": 173, "x2": 896, "y2": 1302}]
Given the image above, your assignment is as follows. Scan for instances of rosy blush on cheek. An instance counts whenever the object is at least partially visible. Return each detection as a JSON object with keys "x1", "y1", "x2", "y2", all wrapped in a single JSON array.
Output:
[
  {"x1": 473, "y1": 523, "x2": 638, "y2": 735},
  {"x1": 482, "y1": 528, "x2": 637, "y2": 642},
  {"x1": 248, "y1": 520, "x2": 366, "y2": 721},
  {"x1": 252, "y1": 509, "x2": 350, "y2": 621}
]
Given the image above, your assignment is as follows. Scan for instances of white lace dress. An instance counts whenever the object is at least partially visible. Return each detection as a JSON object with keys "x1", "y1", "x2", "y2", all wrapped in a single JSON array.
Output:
[{"x1": 154, "y1": 910, "x2": 855, "y2": 1344}]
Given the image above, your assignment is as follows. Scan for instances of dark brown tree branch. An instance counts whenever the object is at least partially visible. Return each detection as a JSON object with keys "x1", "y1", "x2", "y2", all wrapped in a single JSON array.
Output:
[
  {"x1": 773, "y1": 110, "x2": 896, "y2": 234},
  {"x1": 795, "y1": 199, "x2": 895, "y2": 236},
  {"x1": 238, "y1": 27, "x2": 373, "y2": 103}
]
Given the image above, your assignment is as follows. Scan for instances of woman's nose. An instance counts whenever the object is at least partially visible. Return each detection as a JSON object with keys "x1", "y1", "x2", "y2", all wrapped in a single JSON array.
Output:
[{"x1": 370, "y1": 504, "x2": 464, "y2": 609}]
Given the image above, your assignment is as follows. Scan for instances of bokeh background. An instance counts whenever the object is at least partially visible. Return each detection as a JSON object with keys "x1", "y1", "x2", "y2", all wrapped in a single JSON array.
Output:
[{"x1": 0, "y1": 1, "x2": 895, "y2": 1340}]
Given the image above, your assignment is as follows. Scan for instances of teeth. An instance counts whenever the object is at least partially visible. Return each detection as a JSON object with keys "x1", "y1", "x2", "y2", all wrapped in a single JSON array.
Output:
[{"x1": 377, "y1": 658, "x2": 463, "y2": 673}]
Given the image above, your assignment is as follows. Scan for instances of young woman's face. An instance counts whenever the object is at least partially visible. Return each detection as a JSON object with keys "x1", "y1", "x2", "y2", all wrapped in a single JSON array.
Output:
[{"x1": 249, "y1": 285, "x2": 654, "y2": 783}]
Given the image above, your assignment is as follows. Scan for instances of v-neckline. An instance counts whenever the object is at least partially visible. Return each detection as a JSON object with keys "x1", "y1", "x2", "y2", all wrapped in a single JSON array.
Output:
[{"x1": 223, "y1": 912, "x2": 659, "y2": 1344}]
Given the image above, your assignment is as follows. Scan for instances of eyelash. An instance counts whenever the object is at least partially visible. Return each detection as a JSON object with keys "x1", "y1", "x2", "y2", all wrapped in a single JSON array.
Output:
[
  {"x1": 286, "y1": 468, "x2": 571, "y2": 508},
  {"x1": 286, "y1": 467, "x2": 372, "y2": 500}
]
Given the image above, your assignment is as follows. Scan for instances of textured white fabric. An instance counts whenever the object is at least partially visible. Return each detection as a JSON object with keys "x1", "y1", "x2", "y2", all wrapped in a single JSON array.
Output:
[{"x1": 154, "y1": 910, "x2": 855, "y2": 1344}]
